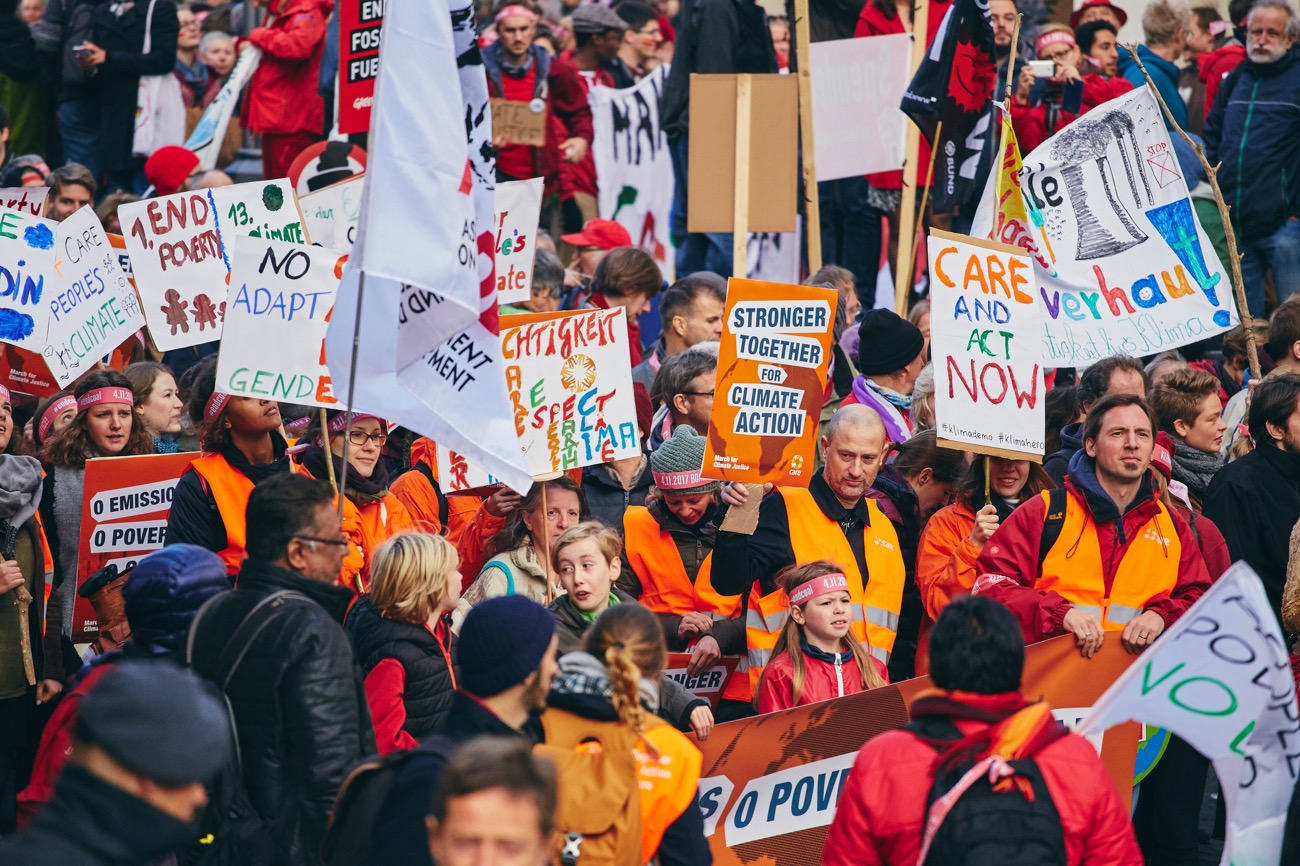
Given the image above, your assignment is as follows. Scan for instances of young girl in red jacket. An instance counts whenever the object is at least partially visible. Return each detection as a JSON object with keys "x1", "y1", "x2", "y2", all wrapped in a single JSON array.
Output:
[{"x1": 756, "y1": 561, "x2": 888, "y2": 714}]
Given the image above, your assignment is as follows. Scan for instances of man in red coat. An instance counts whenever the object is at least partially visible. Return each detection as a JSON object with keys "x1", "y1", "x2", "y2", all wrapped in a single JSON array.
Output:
[{"x1": 823, "y1": 595, "x2": 1140, "y2": 866}]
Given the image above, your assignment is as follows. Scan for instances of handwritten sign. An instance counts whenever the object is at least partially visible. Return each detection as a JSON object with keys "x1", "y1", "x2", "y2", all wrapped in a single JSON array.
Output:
[
  {"x1": 0, "y1": 206, "x2": 58, "y2": 351},
  {"x1": 703, "y1": 279, "x2": 837, "y2": 487},
  {"x1": 664, "y1": 654, "x2": 741, "y2": 710},
  {"x1": 300, "y1": 174, "x2": 364, "y2": 251},
  {"x1": 0, "y1": 186, "x2": 49, "y2": 217},
  {"x1": 929, "y1": 230, "x2": 1044, "y2": 459},
  {"x1": 119, "y1": 190, "x2": 230, "y2": 351},
  {"x1": 74, "y1": 452, "x2": 196, "y2": 639},
  {"x1": 435, "y1": 444, "x2": 502, "y2": 495},
  {"x1": 43, "y1": 206, "x2": 145, "y2": 387},
  {"x1": 491, "y1": 99, "x2": 546, "y2": 147},
  {"x1": 494, "y1": 177, "x2": 543, "y2": 305},
  {"x1": 216, "y1": 238, "x2": 345, "y2": 407},
  {"x1": 210, "y1": 179, "x2": 306, "y2": 244},
  {"x1": 499, "y1": 307, "x2": 639, "y2": 475}
]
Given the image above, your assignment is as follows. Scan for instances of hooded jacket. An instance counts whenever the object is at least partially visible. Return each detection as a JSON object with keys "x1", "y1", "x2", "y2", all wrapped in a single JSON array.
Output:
[
  {"x1": 580, "y1": 454, "x2": 652, "y2": 531},
  {"x1": 916, "y1": 499, "x2": 982, "y2": 621},
  {"x1": 1043, "y1": 421, "x2": 1084, "y2": 487},
  {"x1": 1197, "y1": 37, "x2": 1245, "y2": 120},
  {"x1": 1203, "y1": 45, "x2": 1300, "y2": 242},
  {"x1": 244, "y1": 0, "x2": 333, "y2": 136},
  {"x1": 1118, "y1": 44, "x2": 1188, "y2": 130}
]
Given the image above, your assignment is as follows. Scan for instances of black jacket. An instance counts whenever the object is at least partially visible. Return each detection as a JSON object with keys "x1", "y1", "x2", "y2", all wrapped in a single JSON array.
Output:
[
  {"x1": 0, "y1": 764, "x2": 198, "y2": 865},
  {"x1": 868, "y1": 465, "x2": 922, "y2": 683},
  {"x1": 165, "y1": 435, "x2": 292, "y2": 555},
  {"x1": 581, "y1": 456, "x2": 653, "y2": 534},
  {"x1": 1043, "y1": 421, "x2": 1083, "y2": 487},
  {"x1": 188, "y1": 559, "x2": 374, "y2": 866},
  {"x1": 345, "y1": 594, "x2": 457, "y2": 739},
  {"x1": 1203, "y1": 443, "x2": 1300, "y2": 630}
]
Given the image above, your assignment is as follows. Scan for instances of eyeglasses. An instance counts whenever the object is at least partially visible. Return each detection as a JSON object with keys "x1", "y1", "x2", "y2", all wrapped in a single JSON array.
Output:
[
  {"x1": 346, "y1": 429, "x2": 388, "y2": 447},
  {"x1": 682, "y1": 390, "x2": 714, "y2": 398},
  {"x1": 295, "y1": 535, "x2": 350, "y2": 548}
]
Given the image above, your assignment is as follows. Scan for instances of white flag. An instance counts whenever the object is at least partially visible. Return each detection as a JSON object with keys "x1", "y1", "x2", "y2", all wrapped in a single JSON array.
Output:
[{"x1": 1078, "y1": 562, "x2": 1298, "y2": 865}]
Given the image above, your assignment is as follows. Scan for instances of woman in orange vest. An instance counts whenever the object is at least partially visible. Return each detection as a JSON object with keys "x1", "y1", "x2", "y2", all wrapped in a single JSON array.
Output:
[
  {"x1": 543, "y1": 603, "x2": 709, "y2": 865},
  {"x1": 291, "y1": 409, "x2": 413, "y2": 591},
  {"x1": 165, "y1": 357, "x2": 292, "y2": 576}
]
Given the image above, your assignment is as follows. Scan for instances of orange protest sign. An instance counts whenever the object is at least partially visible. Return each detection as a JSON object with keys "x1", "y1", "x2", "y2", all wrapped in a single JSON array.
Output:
[
  {"x1": 703, "y1": 279, "x2": 837, "y2": 487},
  {"x1": 694, "y1": 635, "x2": 1140, "y2": 862},
  {"x1": 74, "y1": 452, "x2": 196, "y2": 640},
  {"x1": 664, "y1": 654, "x2": 741, "y2": 710}
]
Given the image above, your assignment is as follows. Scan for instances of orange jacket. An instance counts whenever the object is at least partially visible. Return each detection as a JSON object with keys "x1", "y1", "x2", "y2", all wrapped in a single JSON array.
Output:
[
  {"x1": 916, "y1": 500, "x2": 981, "y2": 621},
  {"x1": 389, "y1": 439, "x2": 480, "y2": 543},
  {"x1": 294, "y1": 465, "x2": 395, "y2": 591}
]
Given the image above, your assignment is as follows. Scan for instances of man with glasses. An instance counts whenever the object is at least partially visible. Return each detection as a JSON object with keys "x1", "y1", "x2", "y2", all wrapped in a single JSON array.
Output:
[
  {"x1": 1204, "y1": 0, "x2": 1300, "y2": 316},
  {"x1": 188, "y1": 473, "x2": 374, "y2": 866},
  {"x1": 615, "y1": 0, "x2": 663, "y2": 80},
  {"x1": 648, "y1": 344, "x2": 717, "y2": 450}
]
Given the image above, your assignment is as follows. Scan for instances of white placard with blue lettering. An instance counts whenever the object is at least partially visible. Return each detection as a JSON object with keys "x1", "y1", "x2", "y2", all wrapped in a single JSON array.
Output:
[{"x1": 0, "y1": 205, "x2": 58, "y2": 352}]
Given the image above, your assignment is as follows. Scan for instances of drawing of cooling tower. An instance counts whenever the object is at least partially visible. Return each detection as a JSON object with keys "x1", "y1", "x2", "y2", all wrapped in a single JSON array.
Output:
[{"x1": 1051, "y1": 110, "x2": 1154, "y2": 260}]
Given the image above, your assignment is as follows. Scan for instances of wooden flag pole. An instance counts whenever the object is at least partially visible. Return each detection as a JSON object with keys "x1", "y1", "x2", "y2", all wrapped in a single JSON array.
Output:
[
  {"x1": 540, "y1": 482, "x2": 554, "y2": 604},
  {"x1": 337, "y1": 270, "x2": 365, "y2": 517},
  {"x1": 794, "y1": 0, "x2": 822, "y2": 274},
  {"x1": 910, "y1": 120, "x2": 943, "y2": 284},
  {"x1": 732, "y1": 74, "x2": 753, "y2": 280},
  {"x1": 319, "y1": 406, "x2": 337, "y2": 492},
  {"x1": 894, "y1": 0, "x2": 931, "y2": 314}
]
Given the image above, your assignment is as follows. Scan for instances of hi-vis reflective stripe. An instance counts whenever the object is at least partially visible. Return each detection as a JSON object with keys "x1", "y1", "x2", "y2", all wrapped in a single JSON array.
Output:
[
  {"x1": 1107, "y1": 604, "x2": 1141, "y2": 625},
  {"x1": 746, "y1": 608, "x2": 788, "y2": 633},
  {"x1": 735, "y1": 654, "x2": 750, "y2": 672},
  {"x1": 870, "y1": 645, "x2": 889, "y2": 663},
  {"x1": 865, "y1": 606, "x2": 899, "y2": 631},
  {"x1": 708, "y1": 611, "x2": 731, "y2": 622},
  {"x1": 1075, "y1": 604, "x2": 1103, "y2": 620},
  {"x1": 749, "y1": 648, "x2": 771, "y2": 669}
]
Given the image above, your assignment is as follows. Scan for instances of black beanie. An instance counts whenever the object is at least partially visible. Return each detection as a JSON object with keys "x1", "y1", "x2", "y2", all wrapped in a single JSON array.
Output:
[
  {"x1": 458, "y1": 595, "x2": 557, "y2": 697},
  {"x1": 856, "y1": 309, "x2": 925, "y2": 376}
]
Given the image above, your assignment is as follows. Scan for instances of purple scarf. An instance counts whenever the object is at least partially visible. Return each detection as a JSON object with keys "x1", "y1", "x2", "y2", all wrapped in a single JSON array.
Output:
[{"x1": 851, "y1": 378, "x2": 911, "y2": 443}]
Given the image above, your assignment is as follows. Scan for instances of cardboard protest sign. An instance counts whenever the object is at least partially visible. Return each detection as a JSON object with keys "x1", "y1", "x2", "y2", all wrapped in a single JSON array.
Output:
[
  {"x1": 929, "y1": 229, "x2": 1044, "y2": 459},
  {"x1": 119, "y1": 190, "x2": 231, "y2": 351},
  {"x1": 42, "y1": 207, "x2": 146, "y2": 387},
  {"x1": 211, "y1": 179, "x2": 306, "y2": 244},
  {"x1": 499, "y1": 308, "x2": 639, "y2": 475},
  {"x1": 74, "y1": 452, "x2": 196, "y2": 639},
  {"x1": 0, "y1": 206, "x2": 58, "y2": 351},
  {"x1": 590, "y1": 67, "x2": 674, "y2": 277},
  {"x1": 337, "y1": 0, "x2": 382, "y2": 134},
  {"x1": 696, "y1": 635, "x2": 1140, "y2": 861},
  {"x1": 0, "y1": 187, "x2": 49, "y2": 217},
  {"x1": 435, "y1": 444, "x2": 502, "y2": 495},
  {"x1": 810, "y1": 35, "x2": 910, "y2": 180},
  {"x1": 300, "y1": 174, "x2": 364, "y2": 251},
  {"x1": 703, "y1": 279, "x2": 837, "y2": 487},
  {"x1": 664, "y1": 654, "x2": 741, "y2": 710},
  {"x1": 974, "y1": 87, "x2": 1236, "y2": 365},
  {"x1": 216, "y1": 239, "x2": 346, "y2": 408},
  {"x1": 491, "y1": 99, "x2": 547, "y2": 146},
  {"x1": 494, "y1": 178, "x2": 543, "y2": 305}
]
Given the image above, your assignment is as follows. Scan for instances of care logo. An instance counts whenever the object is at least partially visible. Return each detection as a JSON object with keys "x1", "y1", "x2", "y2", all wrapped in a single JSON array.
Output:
[
  {"x1": 1143, "y1": 526, "x2": 1170, "y2": 550},
  {"x1": 790, "y1": 454, "x2": 804, "y2": 470}
]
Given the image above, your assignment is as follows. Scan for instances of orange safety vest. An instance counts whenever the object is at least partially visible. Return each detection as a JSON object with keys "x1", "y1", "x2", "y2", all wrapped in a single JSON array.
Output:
[
  {"x1": 189, "y1": 453, "x2": 258, "y2": 576},
  {"x1": 623, "y1": 505, "x2": 749, "y2": 700},
  {"x1": 1037, "y1": 490, "x2": 1181, "y2": 630},
  {"x1": 747, "y1": 488, "x2": 905, "y2": 693}
]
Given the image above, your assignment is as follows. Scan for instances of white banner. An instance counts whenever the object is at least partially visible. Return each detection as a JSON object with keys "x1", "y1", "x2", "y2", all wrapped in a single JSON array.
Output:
[
  {"x1": 494, "y1": 177, "x2": 543, "y2": 305},
  {"x1": 975, "y1": 87, "x2": 1236, "y2": 366},
  {"x1": 44, "y1": 206, "x2": 146, "y2": 386},
  {"x1": 217, "y1": 238, "x2": 345, "y2": 408},
  {"x1": 301, "y1": 174, "x2": 364, "y2": 251},
  {"x1": 0, "y1": 187, "x2": 48, "y2": 217},
  {"x1": 210, "y1": 179, "x2": 306, "y2": 245},
  {"x1": 810, "y1": 35, "x2": 910, "y2": 180},
  {"x1": 435, "y1": 444, "x2": 501, "y2": 492},
  {"x1": 590, "y1": 66, "x2": 674, "y2": 277},
  {"x1": 0, "y1": 206, "x2": 59, "y2": 352},
  {"x1": 1079, "y1": 563, "x2": 1298, "y2": 866},
  {"x1": 184, "y1": 45, "x2": 260, "y2": 171}
]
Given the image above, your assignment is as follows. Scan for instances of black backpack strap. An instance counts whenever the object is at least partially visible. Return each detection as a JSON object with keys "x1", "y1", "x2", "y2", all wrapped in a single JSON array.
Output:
[
  {"x1": 903, "y1": 715, "x2": 965, "y2": 749},
  {"x1": 1037, "y1": 488, "x2": 1067, "y2": 571},
  {"x1": 187, "y1": 589, "x2": 306, "y2": 689},
  {"x1": 414, "y1": 462, "x2": 449, "y2": 533}
]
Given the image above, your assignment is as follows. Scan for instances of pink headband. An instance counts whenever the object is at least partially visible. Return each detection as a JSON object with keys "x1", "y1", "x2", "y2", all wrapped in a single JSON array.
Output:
[
  {"x1": 494, "y1": 4, "x2": 537, "y2": 24},
  {"x1": 0, "y1": 383, "x2": 10, "y2": 405},
  {"x1": 1035, "y1": 30, "x2": 1076, "y2": 52},
  {"x1": 204, "y1": 392, "x2": 231, "y2": 424},
  {"x1": 39, "y1": 396, "x2": 76, "y2": 441},
  {"x1": 788, "y1": 573, "x2": 851, "y2": 607},
  {"x1": 652, "y1": 468, "x2": 705, "y2": 490},
  {"x1": 285, "y1": 415, "x2": 312, "y2": 434},
  {"x1": 327, "y1": 412, "x2": 382, "y2": 433},
  {"x1": 77, "y1": 387, "x2": 134, "y2": 412}
]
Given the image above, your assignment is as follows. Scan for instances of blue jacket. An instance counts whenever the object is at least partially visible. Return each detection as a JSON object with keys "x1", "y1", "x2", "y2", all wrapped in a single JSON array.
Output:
[
  {"x1": 1203, "y1": 45, "x2": 1300, "y2": 241},
  {"x1": 1118, "y1": 44, "x2": 1188, "y2": 131}
]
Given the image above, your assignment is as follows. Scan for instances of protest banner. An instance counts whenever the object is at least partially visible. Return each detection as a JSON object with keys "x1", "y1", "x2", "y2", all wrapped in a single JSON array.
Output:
[
  {"x1": 0, "y1": 345, "x2": 58, "y2": 397},
  {"x1": 0, "y1": 187, "x2": 48, "y2": 217},
  {"x1": 928, "y1": 229, "x2": 1044, "y2": 458},
  {"x1": 664, "y1": 654, "x2": 741, "y2": 710},
  {"x1": 216, "y1": 239, "x2": 345, "y2": 408},
  {"x1": 703, "y1": 279, "x2": 837, "y2": 487},
  {"x1": 973, "y1": 87, "x2": 1237, "y2": 365},
  {"x1": 435, "y1": 444, "x2": 502, "y2": 495},
  {"x1": 42, "y1": 207, "x2": 146, "y2": 387},
  {"x1": 1079, "y1": 563, "x2": 1298, "y2": 865},
  {"x1": 695, "y1": 635, "x2": 1140, "y2": 862},
  {"x1": 337, "y1": 0, "x2": 382, "y2": 134},
  {"x1": 119, "y1": 189, "x2": 231, "y2": 352},
  {"x1": 211, "y1": 179, "x2": 307, "y2": 244},
  {"x1": 494, "y1": 177, "x2": 543, "y2": 305},
  {"x1": 0, "y1": 206, "x2": 58, "y2": 353},
  {"x1": 809, "y1": 35, "x2": 910, "y2": 180},
  {"x1": 983, "y1": 108, "x2": 1055, "y2": 275},
  {"x1": 499, "y1": 307, "x2": 640, "y2": 475},
  {"x1": 184, "y1": 46, "x2": 260, "y2": 171},
  {"x1": 490, "y1": 99, "x2": 547, "y2": 146},
  {"x1": 300, "y1": 174, "x2": 365, "y2": 252},
  {"x1": 73, "y1": 452, "x2": 196, "y2": 639},
  {"x1": 589, "y1": 67, "x2": 674, "y2": 277}
]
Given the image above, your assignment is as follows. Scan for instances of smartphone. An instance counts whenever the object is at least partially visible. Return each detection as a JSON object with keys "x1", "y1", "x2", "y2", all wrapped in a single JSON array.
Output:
[{"x1": 1029, "y1": 59, "x2": 1055, "y2": 78}]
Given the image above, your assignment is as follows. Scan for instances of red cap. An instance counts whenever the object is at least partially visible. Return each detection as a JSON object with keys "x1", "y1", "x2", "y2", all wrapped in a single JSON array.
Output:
[
  {"x1": 144, "y1": 146, "x2": 200, "y2": 196},
  {"x1": 1069, "y1": 0, "x2": 1128, "y2": 29},
  {"x1": 561, "y1": 218, "x2": 631, "y2": 251},
  {"x1": 1152, "y1": 431, "x2": 1176, "y2": 480}
]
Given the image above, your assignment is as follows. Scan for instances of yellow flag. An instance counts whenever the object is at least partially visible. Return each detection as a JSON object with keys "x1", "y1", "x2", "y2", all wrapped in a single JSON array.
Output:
[{"x1": 991, "y1": 109, "x2": 1056, "y2": 276}]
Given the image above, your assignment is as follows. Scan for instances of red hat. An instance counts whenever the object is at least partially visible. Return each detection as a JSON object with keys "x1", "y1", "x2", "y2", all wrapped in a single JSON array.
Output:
[
  {"x1": 1152, "y1": 431, "x2": 1176, "y2": 480},
  {"x1": 144, "y1": 146, "x2": 200, "y2": 196},
  {"x1": 1069, "y1": 0, "x2": 1128, "y2": 29},
  {"x1": 561, "y1": 218, "x2": 632, "y2": 251}
]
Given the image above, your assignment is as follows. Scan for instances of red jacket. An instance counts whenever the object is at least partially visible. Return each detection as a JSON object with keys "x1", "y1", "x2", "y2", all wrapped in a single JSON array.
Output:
[
  {"x1": 1198, "y1": 42, "x2": 1246, "y2": 120},
  {"x1": 822, "y1": 693, "x2": 1142, "y2": 866},
  {"x1": 756, "y1": 644, "x2": 888, "y2": 714},
  {"x1": 244, "y1": 0, "x2": 333, "y2": 136},
  {"x1": 558, "y1": 49, "x2": 614, "y2": 200},
  {"x1": 1009, "y1": 74, "x2": 1133, "y2": 155},
  {"x1": 972, "y1": 476, "x2": 1211, "y2": 644}
]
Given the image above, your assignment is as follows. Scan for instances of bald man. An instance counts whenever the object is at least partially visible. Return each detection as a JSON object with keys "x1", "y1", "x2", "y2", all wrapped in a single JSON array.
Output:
[{"x1": 714, "y1": 405, "x2": 907, "y2": 706}]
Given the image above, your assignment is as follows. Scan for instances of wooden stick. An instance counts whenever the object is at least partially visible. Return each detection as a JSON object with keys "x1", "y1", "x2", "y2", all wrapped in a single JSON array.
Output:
[
  {"x1": 540, "y1": 482, "x2": 553, "y2": 604},
  {"x1": 732, "y1": 74, "x2": 753, "y2": 280},
  {"x1": 911, "y1": 119, "x2": 943, "y2": 289},
  {"x1": 319, "y1": 406, "x2": 337, "y2": 492},
  {"x1": 793, "y1": 0, "x2": 822, "y2": 274},
  {"x1": 894, "y1": 0, "x2": 931, "y2": 314},
  {"x1": 1002, "y1": 15, "x2": 1021, "y2": 105},
  {"x1": 1122, "y1": 44, "x2": 1260, "y2": 379},
  {"x1": 984, "y1": 454, "x2": 992, "y2": 501}
]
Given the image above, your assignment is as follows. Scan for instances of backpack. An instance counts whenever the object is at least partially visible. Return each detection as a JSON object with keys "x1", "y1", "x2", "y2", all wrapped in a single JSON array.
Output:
[
  {"x1": 481, "y1": 559, "x2": 517, "y2": 595},
  {"x1": 183, "y1": 591, "x2": 306, "y2": 866},
  {"x1": 907, "y1": 716, "x2": 1068, "y2": 866}
]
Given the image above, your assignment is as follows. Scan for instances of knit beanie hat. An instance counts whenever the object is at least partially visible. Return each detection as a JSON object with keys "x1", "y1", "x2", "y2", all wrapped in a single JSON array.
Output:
[
  {"x1": 458, "y1": 595, "x2": 556, "y2": 698},
  {"x1": 1151, "y1": 431, "x2": 1176, "y2": 480},
  {"x1": 856, "y1": 309, "x2": 925, "y2": 376},
  {"x1": 650, "y1": 425, "x2": 720, "y2": 495},
  {"x1": 144, "y1": 145, "x2": 200, "y2": 196}
]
